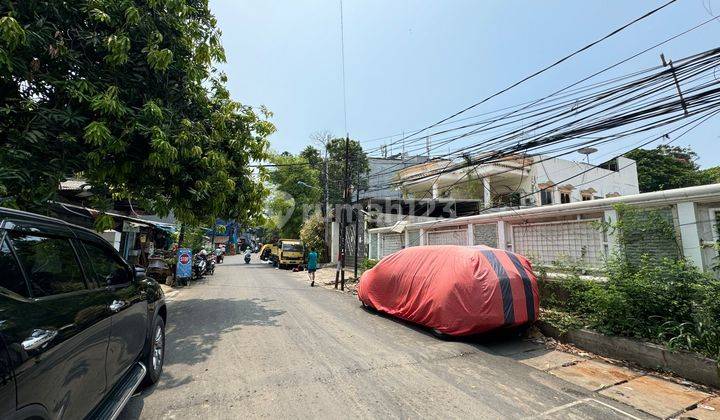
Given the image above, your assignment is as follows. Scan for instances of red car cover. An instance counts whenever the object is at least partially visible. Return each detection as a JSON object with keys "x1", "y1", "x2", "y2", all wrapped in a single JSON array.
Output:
[{"x1": 357, "y1": 245, "x2": 539, "y2": 336}]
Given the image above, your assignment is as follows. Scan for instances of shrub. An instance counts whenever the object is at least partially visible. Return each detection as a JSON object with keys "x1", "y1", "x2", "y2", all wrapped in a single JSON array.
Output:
[
  {"x1": 300, "y1": 213, "x2": 325, "y2": 261},
  {"x1": 593, "y1": 257, "x2": 699, "y2": 340},
  {"x1": 362, "y1": 258, "x2": 379, "y2": 270},
  {"x1": 543, "y1": 256, "x2": 720, "y2": 360}
]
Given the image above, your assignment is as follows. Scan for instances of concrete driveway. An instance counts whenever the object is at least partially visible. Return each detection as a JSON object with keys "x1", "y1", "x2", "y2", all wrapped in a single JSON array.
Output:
[{"x1": 118, "y1": 254, "x2": 653, "y2": 419}]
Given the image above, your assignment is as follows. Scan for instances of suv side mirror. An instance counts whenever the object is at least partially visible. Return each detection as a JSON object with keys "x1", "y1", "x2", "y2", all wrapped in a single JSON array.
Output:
[{"x1": 134, "y1": 266, "x2": 147, "y2": 281}]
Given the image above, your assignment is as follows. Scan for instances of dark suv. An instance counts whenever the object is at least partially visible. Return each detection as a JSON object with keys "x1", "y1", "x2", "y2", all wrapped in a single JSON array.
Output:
[{"x1": 0, "y1": 207, "x2": 167, "y2": 419}]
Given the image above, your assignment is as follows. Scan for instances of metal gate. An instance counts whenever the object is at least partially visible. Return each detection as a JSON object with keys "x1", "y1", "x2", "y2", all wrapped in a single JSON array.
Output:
[
  {"x1": 426, "y1": 228, "x2": 467, "y2": 246},
  {"x1": 512, "y1": 219, "x2": 604, "y2": 267},
  {"x1": 380, "y1": 233, "x2": 404, "y2": 257}
]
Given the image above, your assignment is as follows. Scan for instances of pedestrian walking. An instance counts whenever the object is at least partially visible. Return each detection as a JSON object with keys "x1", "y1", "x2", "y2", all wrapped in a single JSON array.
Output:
[{"x1": 307, "y1": 248, "x2": 318, "y2": 287}]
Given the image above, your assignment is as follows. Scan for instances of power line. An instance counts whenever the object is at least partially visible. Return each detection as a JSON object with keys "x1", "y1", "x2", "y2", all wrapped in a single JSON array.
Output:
[
  {"x1": 359, "y1": 15, "x2": 720, "y2": 182},
  {"x1": 363, "y1": 47, "x2": 720, "y2": 187},
  {"x1": 370, "y1": 12, "x2": 720, "y2": 158},
  {"x1": 384, "y1": 0, "x2": 680, "y2": 150}
]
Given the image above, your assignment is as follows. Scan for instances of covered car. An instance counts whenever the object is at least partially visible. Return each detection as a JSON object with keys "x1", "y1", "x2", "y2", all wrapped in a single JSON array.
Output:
[{"x1": 357, "y1": 245, "x2": 539, "y2": 336}]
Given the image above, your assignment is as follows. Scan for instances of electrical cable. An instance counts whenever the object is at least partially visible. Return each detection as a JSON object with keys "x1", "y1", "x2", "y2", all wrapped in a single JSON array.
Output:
[{"x1": 381, "y1": 0, "x2": 680, "y2": 150}]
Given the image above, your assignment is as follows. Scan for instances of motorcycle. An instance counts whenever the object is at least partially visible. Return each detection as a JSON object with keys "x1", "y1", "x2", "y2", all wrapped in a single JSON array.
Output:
[
  {"x1": 206, "y1": 254, "x2": 216, "y2": 275},
  {"x1": 193, "y1": 254, "x2": 207, "y2": 279},
  {"x1": 244, "y1": 251, "x2": 251, "y2": 264}
]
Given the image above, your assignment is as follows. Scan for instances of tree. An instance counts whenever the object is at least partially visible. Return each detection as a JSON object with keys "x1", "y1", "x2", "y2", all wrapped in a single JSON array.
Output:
[
  {"x1": 299, "y1": 145, "x2": 322, "y2": 168},
  {"x1": 701, "y1": 166, "x2": 720, "y2": 184},
  {"x1": 300, "y1": 212, "x2": 325, "y2": 262},
  {"x1": 326, "y1": 138, "x2": 369, "y2": 204},
  {"x1": 0, "y1": 1, "x2": 273, "y2": 227},
  {"x1": 624, "y1": 146, "x2": 713, "y2": 193},
  {"x1": 265, "y1": 152, "x2": 321, "y2": 238}
]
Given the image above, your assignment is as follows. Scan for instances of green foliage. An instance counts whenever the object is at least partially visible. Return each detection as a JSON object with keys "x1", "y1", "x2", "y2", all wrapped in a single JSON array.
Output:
[
  {"x1": 608, "y1": 203, "x2": 680, "y2": 263},
  {"x1": 625, "y1": 145, "x2": 714, "y2": 193},
  {"x1": 595, "y1": 257, "x2": 700, "y2": 339},
  {"x1": 93, "y1": 213, "x2": 115, "y2": 232},
  {"x1": 541, "y1": 208, "x2": 720, "y2": 359},
  {"x1": 299, "y1": 213, "x2": 325, "y2": 261},
  {"x1": 701, "y1": 166, "x2": 720, "y2": 184},
  {"x1": 0, "y1": 1, "x2": 273, "y2": 228},
  {"x1": 543, "y1": 257, "x2": 720, "y2": 359},
  {"x1": 181, "y1": 226, "x2": 207, "y2": 254},
  {"x1": 300, "y1": 146, "x2": 322, "y2": 168},
  {"x1": 362, "y1": 258, "x2": 379, "y2": 270},
  {"x1": 265, "y1": 152, "x2": 321, "y2": 238},
  {"x1": 326, "y1": 138, "x2": 370, "y2": 204}
]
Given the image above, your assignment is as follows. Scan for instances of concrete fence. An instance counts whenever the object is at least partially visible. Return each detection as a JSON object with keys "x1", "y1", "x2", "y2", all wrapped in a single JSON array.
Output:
[{"x1": 366, "y1": 184, "x2": 720, "y2": 274}]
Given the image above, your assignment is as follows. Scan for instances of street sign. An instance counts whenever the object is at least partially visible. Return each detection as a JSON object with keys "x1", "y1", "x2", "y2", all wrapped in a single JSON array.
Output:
[{"x1": 176, "y1": 248, "x2": 192, "y2": 279}]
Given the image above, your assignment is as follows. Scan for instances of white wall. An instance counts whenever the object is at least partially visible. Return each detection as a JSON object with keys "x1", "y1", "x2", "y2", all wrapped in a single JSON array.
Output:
[{"x1": 530, "y1": 155, "x2": 639, "y2": 201}]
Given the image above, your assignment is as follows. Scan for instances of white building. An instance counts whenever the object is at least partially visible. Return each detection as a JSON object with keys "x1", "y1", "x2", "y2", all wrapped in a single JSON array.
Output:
[
  {"x1": 395, "y1": 154, "x2": 639, "y2": 208},
  {"x1": 366, "y1": 183, "x2": 720, "y2": 274},
  {"x1": 361, "y1": 155, "x2": 430, "y2": 200}
]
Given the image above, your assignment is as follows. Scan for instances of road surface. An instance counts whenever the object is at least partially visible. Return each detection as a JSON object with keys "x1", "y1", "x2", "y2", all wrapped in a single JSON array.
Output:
[{"x1": 119, "y1": 255, "x2": 650, "y2": 419}]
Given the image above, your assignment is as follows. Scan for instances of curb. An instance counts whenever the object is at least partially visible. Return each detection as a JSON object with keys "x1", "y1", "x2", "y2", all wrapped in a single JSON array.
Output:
[{"x1": 537, "y1": 321, "x2": 720, "y2": 389}]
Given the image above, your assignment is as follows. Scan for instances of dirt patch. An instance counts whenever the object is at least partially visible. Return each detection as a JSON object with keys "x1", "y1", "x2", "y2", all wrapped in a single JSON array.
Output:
[{"x1": 288, "y1": 266, "x2": 360, "y2": 294}]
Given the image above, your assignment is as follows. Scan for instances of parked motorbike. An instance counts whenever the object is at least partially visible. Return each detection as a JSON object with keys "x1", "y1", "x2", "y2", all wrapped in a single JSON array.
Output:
[
  {"x1": 244, "y1": 251, "x2": 251, "y2": 264},
  {"x1": 193, "y1": 254, "x2": 207, "y2": 279},
  {"x1": 206, "y1": 254, "x2": 216, "y2": 275}
]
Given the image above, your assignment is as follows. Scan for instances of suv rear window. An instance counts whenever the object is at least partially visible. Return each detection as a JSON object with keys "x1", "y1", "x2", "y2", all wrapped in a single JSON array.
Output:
[
  {"x1": 9, "y1": 232, "x2": 86, "y2": 297},
  {"x1": 0, "y1": 237, "x2": 29, "y2": 298}
]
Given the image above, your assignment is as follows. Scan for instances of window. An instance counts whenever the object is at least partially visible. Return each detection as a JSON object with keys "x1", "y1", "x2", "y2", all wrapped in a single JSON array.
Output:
[
  {"x1": 540, "y1": 189, "x2": 553, "y2": 205},
  {"x1": 9, "y1": 232, "x2": 86, "y2": 297},
  {"x1": 709, "y1": 209, "x2": 720, "y2": 242},
  {"x1": 582, "y1": 194, "x2": 592, "y2": 201},
  {"x1": 80, "y1": 241, "x2": 130, "y2": 286},
  {"x1": 599, "y1": 158, "x2": 619, "y2": 172},
  {"x1": 560, "y1": 192, "x2": 571, "y2": 204},
  {"x1": 0, "y1": 237, "x2": 29, "y2": 298},
  {"x1": 281, "y1": 243, "x2": 303, "y2": 252}
]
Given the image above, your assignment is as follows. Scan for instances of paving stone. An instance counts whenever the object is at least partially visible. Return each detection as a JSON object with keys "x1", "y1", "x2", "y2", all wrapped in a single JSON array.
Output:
[
  {"x1": 514, "y1": 349, "x2": 586, "y2": 371},
  {"x1": 600, "y1": 375, "x2": 711, "y2": 419},
  {"x1": 680, "y1": 397, "x2": 720, "y2": 420},
  {"x1": 549, "y1": 360, "x2": 641, "y2": 391}
]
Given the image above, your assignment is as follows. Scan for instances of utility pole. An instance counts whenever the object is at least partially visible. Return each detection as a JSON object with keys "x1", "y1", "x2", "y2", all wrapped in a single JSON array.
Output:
[
  {"x1": 322, "y1": 143, "x2": 330, "y2": 260},
  {"x1": 336, "y1": 135, "x2": 350, "y2": 290},
  {"x1": 353, "y1": 167, "x2": 360, "y2": 279}
]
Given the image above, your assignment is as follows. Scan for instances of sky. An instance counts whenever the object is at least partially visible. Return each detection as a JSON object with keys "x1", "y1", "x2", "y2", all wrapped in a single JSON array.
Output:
[{"x1": 210, "y1": 0, "x2": 720, "y2": 168}]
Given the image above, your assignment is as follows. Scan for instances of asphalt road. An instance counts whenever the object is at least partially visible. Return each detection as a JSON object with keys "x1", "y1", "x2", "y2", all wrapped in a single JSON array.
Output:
[{"x1": 119, "y1": 254, "x2": 650, "y2": 419}]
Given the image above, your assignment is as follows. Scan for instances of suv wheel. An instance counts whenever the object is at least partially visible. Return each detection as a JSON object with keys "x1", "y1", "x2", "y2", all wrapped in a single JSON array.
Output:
[{"x1": 142, "y1": 316, "x2": 165, "y2": 387}]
